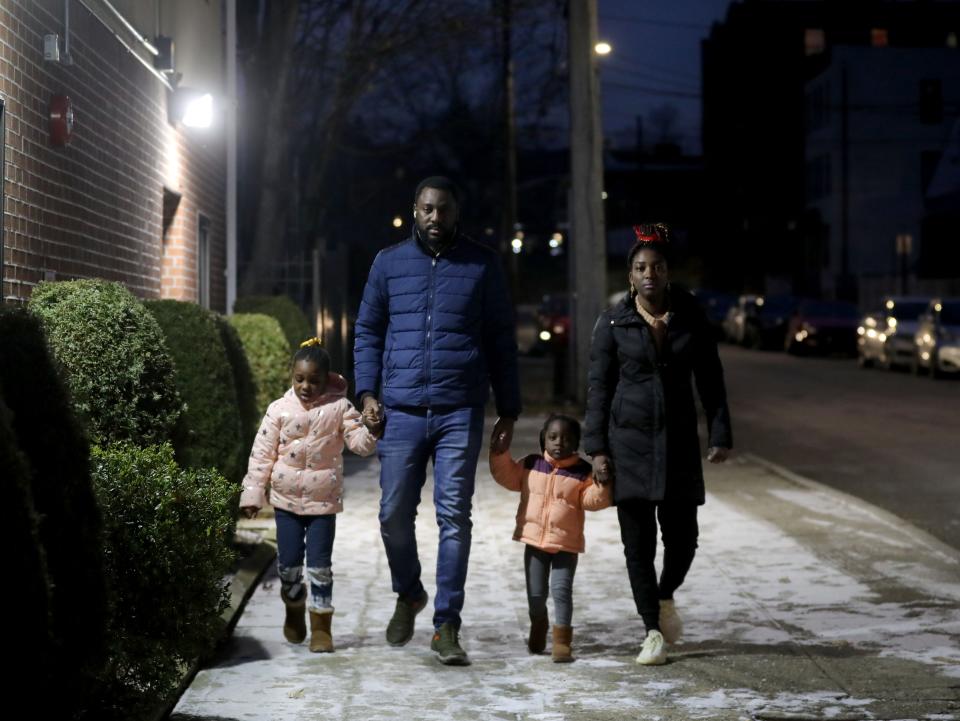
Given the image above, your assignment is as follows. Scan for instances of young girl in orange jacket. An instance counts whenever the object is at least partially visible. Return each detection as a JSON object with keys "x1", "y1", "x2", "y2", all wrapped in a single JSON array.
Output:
[{"x1": 489, "y1": 413, "x2": 611, "y2": 662}]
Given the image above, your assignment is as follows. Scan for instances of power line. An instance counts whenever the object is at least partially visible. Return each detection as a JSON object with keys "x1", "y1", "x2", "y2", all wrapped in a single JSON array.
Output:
[
  {"x1": 603, "y1": 80, "x2": 701, "y2": 100},
  {"x1": 602, "y1": 63, "x2": 700, "y2": 92},
  {"x1": 598, "y1": 13, "x2": 711, "y2": 31}
]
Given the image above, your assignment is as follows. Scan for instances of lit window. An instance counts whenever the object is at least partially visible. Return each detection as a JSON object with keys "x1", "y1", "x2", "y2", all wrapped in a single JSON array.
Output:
[{"x1": 805, "y1": 29, "x2": 825, "y2": 56}]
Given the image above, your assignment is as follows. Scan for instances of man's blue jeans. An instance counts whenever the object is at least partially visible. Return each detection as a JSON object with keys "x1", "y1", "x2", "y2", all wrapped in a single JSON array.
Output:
[{"x1": 377, "y1": 405, "x2": 484, "y2": 630}]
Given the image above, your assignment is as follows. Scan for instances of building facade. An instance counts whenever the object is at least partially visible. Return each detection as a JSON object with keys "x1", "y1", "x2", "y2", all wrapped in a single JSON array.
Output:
[
  {"x1": 702, "y1": 0, "x2": 960, "y2": 302},
  {"x1": 805, "y1": 47, "x2": 960, "y2": 306},
  {"x1": 1, "y1": 0, "x2": 227, "y2": 310}
]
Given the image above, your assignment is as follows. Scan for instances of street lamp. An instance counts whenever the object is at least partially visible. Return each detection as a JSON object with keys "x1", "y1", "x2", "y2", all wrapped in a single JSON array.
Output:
[
  {"x1": 594, "y1": 41, "x2": 612, "y2": 55},
  {"x1": 392, "y1": 216, "x2": 403, "y2": 228}
]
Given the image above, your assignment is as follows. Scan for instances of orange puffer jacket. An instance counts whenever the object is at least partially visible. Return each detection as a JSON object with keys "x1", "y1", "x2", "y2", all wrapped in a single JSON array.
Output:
[
  {"x1": 240, "y1": 373, "x2": 377, "y2": 515},
  {"x1": 490, "y1": 450, "x2": 612, "y2": 554}
]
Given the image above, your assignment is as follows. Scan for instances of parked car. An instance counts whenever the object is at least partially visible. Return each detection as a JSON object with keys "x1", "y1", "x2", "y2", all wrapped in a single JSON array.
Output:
[
  {"x1": 535, "y1": 293, "x2": 570, "y2": 350},
  {"x1": 692, "y1": 289, "x2": 736, "y2": 341},
  {"x1": 912, "y1": 297, "x2": 960, "y2": 378},
  {"x1": 786, "y1": 299, "x2": 860, "y2": 355},
  {"x1": 857, "y1": 296, "x2": 930, "y2": 370},
  {"x1": 727, "y1": 294, "x2": 797, "y2": 349},
  {"x1": 722, "y1": 294, "x2": 759, "y2": 344}
]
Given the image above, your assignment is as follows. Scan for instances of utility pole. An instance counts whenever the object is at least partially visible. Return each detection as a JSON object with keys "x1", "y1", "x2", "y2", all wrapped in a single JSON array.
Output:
[
  {"x1": 226, "y1": 0, "x2": 237, "y2": 314},
  {"x1": 499, "y1": 0, "x2": 519, "y2": 293},
  {"x1": 568, "y1": 0, "x2": 606, "y2": 404},
  {"x1": 839, "y1": 64, "x2": 852, "y2": 301}
]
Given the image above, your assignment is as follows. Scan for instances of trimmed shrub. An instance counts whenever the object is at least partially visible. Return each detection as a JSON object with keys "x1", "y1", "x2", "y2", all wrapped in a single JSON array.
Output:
[
  {"x1": 0, "y1": 396, "x2": 55, "y2": 710},
  {"x1": 28, "y1": 280, "x2": 183, "y2": 446},
  {"x1": 0, "y1": 308, "x2": 108, "y2": 713},
  {"x1": 234, "y1": 294, "x2": 313, "y2": 351},
  {"x1": 215, "y1": 315, "x2": 260, "y2": 481},
  {"x1": 90, "y1": 442, "x2": 237, "y2": 718},
  {"x1": 229, "y1": 313, "x2": 291, "y2": 416},
  {"x1": 145, "y1": 300, "x2": 243, "y2": 480}
]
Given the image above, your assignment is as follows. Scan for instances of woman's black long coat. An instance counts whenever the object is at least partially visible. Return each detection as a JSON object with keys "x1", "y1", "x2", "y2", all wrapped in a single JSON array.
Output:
[{"x1": 582, "y1": 289, "x2": 733, "y2": 505}]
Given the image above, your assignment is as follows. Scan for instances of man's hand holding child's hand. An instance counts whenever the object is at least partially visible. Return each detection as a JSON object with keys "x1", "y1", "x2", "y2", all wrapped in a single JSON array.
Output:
[
  {"x1": 489, "y1": 418, "x2": 514, "y2": 455},
  {"x1": 361, "y1": 396, "x2": 384, "y2": 437}
]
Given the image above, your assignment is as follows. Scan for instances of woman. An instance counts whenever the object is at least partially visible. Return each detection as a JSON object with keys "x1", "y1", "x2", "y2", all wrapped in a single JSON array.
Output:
[{"x1": 583, "y1": 223, "x2": 733, "y2": 666}]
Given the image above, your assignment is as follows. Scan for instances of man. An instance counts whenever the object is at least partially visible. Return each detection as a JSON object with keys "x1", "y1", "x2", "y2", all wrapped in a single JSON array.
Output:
[{"x1": 354, "y1": 176, "x2": 520, "y2": 665}]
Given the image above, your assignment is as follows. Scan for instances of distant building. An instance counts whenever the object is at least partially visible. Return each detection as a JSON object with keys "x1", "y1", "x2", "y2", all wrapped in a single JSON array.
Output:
[
  {"x1": 702, "y1": 0, "x2": 960, "y2": 301},
  {"x1": 805, "y1": 47, "x2": 960, "y2": 307},
  {"x1": 1, "y1": 0, "x2": 229, "y2": 310}
]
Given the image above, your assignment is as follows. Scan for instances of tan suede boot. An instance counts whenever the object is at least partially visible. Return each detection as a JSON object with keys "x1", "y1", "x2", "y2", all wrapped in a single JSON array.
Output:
[
  {"x1": 281, "y1": 590, "x2": 307, "y2": 644},
  {"x1": 309, "y1": 610, "x2": 334, "y2": 653},
  {"x1": 552, "y1": 625, "x2": 574, "y2": 663}
]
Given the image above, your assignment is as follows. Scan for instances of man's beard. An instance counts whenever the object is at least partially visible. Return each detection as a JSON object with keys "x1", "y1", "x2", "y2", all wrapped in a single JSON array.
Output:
[{"x1": 416, "y1": 223, "x2": 455, "y2": 251}]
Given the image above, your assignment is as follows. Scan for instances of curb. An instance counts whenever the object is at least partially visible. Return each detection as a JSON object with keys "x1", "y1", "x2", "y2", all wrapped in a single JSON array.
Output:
[
  {"x1": 155, "y1": 529, "x2": 277, "y2": 721},
  {"x1": 741, "y1": 451, "x2": 960, "y2": 563}
]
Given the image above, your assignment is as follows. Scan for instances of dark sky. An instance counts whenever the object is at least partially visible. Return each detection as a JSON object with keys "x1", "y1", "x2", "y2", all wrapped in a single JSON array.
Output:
[{"x1": 598, "y1": 0, "x2": 734, "y2": 153}]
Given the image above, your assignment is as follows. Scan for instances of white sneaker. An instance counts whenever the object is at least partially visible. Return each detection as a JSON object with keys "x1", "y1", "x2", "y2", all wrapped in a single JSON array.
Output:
[
  {"x1": 659, "y1": 599, "x2": 683, "y2": 644},
  {"x1": 636, "y1": 629, "x2": 668, "y2": 666}
]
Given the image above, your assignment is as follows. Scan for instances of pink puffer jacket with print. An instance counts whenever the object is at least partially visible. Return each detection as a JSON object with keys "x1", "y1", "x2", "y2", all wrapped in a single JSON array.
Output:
[{"x1": 239, "y1": 373, "x2": 377, "y2": 515}]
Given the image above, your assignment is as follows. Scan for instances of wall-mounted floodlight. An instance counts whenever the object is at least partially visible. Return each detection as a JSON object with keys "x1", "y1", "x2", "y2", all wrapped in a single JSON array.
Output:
[
  {"x1": 182, "y1": 93, "x2": 214, "y2": 128},
  {"x1": 595, "y1": 41, "x2": 612, "y2": 55},
  {"x1": 170, "y1": 88, "x2": 215, "y2": 128}
]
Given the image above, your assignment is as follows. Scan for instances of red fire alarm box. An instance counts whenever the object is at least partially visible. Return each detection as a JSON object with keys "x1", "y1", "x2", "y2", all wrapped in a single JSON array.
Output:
[{"x1": 49, "y1": 94, "x2": 74, "y2": 147}]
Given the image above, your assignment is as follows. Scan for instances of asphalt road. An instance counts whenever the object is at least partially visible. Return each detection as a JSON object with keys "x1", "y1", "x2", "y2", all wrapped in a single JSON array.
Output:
[{"x1": 719, "y1": 344, "x2": 960, "y2": 551}]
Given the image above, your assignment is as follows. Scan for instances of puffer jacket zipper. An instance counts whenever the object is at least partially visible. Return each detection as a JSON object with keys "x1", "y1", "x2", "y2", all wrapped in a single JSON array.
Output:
[{"x1": 538, "y1": 464, "x2": 558, "y2": 547}]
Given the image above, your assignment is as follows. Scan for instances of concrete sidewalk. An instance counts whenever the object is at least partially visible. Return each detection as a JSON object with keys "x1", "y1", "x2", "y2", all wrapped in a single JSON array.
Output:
[{"x1": 172, "y1": 417, "x2": 960, "y2": 721}]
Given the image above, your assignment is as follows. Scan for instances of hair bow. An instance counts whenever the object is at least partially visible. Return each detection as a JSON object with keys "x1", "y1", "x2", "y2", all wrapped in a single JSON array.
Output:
[{"x1": 632, "y1": 225, "x2": 666, "y2": 243}]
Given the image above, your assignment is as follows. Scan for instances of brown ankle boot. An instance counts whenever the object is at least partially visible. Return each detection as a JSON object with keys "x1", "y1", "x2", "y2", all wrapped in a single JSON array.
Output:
[
  {"x1": 528, "y1": 614, "x2": 549, "y2": 654},
  {"x1": 281, "y1": 590, "x2": 307, "y2": 644},
  {"x1": 309, "y1": 610, "x2": 334, "y2": 653},
  {"x1": 552, "y1": 625, "x2": 573, "y2": 663}
]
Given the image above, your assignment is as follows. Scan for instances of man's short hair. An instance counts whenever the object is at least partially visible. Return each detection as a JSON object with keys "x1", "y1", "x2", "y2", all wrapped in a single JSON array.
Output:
[{"x1": 414, "y1": 176, "x2": 462, "y2": 206}]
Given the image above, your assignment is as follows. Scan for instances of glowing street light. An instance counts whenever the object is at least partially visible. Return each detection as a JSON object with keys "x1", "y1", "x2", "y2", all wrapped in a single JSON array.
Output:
[
  {"x1": 392, "y1": 216, "x2": 403, "y2": 228},
  {"x1": 595, "y1": 41, "x2": 612, "y2": 55}
]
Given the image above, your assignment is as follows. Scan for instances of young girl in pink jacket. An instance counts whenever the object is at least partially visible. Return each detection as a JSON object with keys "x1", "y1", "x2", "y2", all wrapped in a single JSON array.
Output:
[
  {"x1": 489, "y1": 413, "x2": 611, "y2": 662},
  {"x1": 240, "y1": 338, "x2": 380, "y2": 653}
]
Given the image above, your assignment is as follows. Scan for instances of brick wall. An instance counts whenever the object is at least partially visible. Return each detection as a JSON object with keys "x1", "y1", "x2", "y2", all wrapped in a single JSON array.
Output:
[{"x1": 1, "y1": 0, "x2": 226, "y2": 311}]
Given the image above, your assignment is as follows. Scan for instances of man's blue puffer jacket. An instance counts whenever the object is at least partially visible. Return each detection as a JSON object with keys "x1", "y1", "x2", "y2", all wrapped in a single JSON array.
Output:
[{"x1": 354, "y1": 232, "x2": 521, "y2": 418}]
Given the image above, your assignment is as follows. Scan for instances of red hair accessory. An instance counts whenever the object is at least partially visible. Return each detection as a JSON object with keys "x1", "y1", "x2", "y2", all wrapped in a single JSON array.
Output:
[{"x1": 632, "y1": 225, "x2": 667, "y2": 243}]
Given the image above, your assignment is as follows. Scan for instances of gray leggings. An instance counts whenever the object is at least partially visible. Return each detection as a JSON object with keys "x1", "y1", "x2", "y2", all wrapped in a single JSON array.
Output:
[{"x1": 524, "y1": 544, "x2": 579, "y2": 627}]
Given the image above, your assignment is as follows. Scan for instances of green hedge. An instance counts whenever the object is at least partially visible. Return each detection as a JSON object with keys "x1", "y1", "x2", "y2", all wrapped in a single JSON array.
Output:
[
  {"x1": 90, "y1": 442, "x2": 237, "y2": 718},
  {"x1": 0, "y1": 308, "x2": 108, "y2": 714},
  {"x1": 28, "y1": 280, "x2": 183, "y2": 446},
  {"x1": 215, "y1": 314, "x2": 259, "y2": 480},
  {"x1": 229, "y1": 313, "x2": 291, "y2": 416},
  {"x1": 0, "y1": 395, "x2": 55, "y2": 710},
  {"x1": 145, "y1": 300, "x2": 243, "y2": 481},
  {"x1": 234, "y1": 294, "x2": 313, "y2": 352}
]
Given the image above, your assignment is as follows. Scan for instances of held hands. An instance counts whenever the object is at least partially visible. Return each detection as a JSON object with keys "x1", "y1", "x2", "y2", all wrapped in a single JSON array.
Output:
[
  {"x1": 707, "y1": 447, "x2": 730, "y2": 464},
  {"x1": 592, "y1": 453, "x2": 614, "y2": 486},
  {"x1": 362, "y1": 396, "x2": 385, "y2": 437},
  {"x1": 489, "y1": 416, "x2": 515, "y2": 454}
]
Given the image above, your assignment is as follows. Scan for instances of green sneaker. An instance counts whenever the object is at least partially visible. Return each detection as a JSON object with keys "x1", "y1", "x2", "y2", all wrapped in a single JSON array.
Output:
[
  {"x1": 430, "y1": 622, "x2": 470, "y2": 666},
  {"x1": 385, "y1": 591, "x2": 428, "y2": 647}
]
